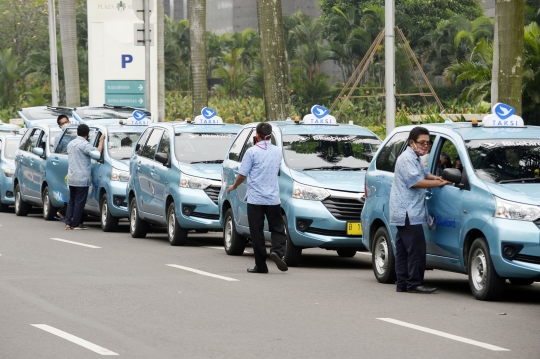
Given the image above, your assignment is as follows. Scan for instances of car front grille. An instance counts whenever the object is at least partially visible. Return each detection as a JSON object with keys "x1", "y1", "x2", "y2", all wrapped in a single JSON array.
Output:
[
  {"x1": 515, "y1": 254, "x2": 540, "y2": 265},
  {"x1": 322, "y1": 197, "x2": 364, "y2": 221},
  {"x1": 192, "y1": 212, "x2": 220, "y2": 220},
  {"x1": 204, "y1": 186, "x2": 221, "y2": 204},
  {"x1": 305, "y1": 227, "x2": 361, "y2": 237}
]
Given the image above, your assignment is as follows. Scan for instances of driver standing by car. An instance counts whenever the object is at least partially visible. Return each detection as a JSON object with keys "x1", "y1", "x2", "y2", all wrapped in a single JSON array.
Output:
[
  {"x1": 227, "y1": 122, "x2": 288, "y2": 274},
  {"x1": 390, "y1": 126, "x2": 449, "y2": 293}
]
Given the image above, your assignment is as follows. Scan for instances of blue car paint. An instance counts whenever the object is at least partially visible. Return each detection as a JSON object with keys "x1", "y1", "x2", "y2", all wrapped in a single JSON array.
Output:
[
  {"x1": 361, "y1": 123, "x2": 540, "y2": 281},
  {"x1": 73, "y1": 106, "x2": 152, "y2": 126},
  {"x1": 0, "y1": 134, "x2": 22, "y2": 207},
  {"x1": 127, "y1": 122, "x2": 242, "y2": 231},
  {"x1": 18, "y1": 106, "x2": 74, "y2": 128},
  {"x1": 219, "y1": 121, "x2": 381, "y2": 250}
]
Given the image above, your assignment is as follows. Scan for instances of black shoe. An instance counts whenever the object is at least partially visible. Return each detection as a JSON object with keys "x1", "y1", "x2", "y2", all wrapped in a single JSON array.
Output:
[
  {"x1": 408, "y1": 285, "x2": 437, "y2": 294},
  {"x1": 269, "y1": 252, "x2": 288, "y2": 272},
  {"x1": 247, "y1": 266, "x2": 268, "y2": 273},
  {"x1": 396, "y1": 287, "x2": 407, "y2": 292}
]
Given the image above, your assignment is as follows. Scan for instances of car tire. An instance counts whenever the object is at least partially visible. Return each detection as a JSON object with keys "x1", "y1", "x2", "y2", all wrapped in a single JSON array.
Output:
[
  {"x1": 467, "y1": 237, "x2": 505, "y2": 301},
  {"x1": 167, "y1": 202, "x2": 187, "y2": 246},
  {"x1": 129, "y1": 197, "x2": 148, "y2": 238},
  {"x1": 337, "y1": 249, "x2": 357, "y2": 258},
  {"x1": 509, "y1": 278, "x2": 535, "y2": 286},
  {"x1": 14, "y1": 184, "x2": 30, "y2": 217},
  {"x1": 100, "y1": 194, "x2": 119, "y2": 232},
  {"x1": 283, "y1": 215, "x2": 302, "y2": 267},
  {"x1": 42, "y1": 187, "x2": 57, "y2": 221},
  {"x1": 223, "y1": 208, "x2": 247, "y2": 255},
  {"x1": 372, "y1": 226, "x2": 397, "y2": 284}
]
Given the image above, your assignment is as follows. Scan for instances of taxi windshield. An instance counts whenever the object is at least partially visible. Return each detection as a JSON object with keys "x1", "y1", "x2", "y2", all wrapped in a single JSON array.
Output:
[
  {"x1": 107, "y1": 132, "x2": 141, "y2": 160},
  {"x1": 466, "y1": 139, "x2": 540, "y2": 183},
  {"x1": 282, "y1": 134, "x2": 381, "y2": 170},
  {"x1": 5, "y1": 139, "x2": 19, "y2": 159},
  {"x1": 174, "y1": 133, "x2": 237, "y2": 163}
]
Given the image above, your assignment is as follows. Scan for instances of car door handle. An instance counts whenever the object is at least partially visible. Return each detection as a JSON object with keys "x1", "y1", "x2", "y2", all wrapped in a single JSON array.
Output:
[{"x1": 51, "y1": 158, "x2": 60, "y2": 165}]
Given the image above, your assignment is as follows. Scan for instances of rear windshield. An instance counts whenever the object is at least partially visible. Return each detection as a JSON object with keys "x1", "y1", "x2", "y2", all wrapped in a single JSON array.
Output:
[
  {"x1": 108, "y1": 132, "x2": 141, "y2": 160},
  {"x1": 466, "y1": 139, "x2": 540, "y2": 183},
  {"x1": 174, "y1": 133, "x2": 237, "y2": 163},
  {"x1": 282, "y1": 134, "x2": 381, "y2": 170},
  {"x1": 4, "y1": 139, "x2": 20, "y2": 159}
]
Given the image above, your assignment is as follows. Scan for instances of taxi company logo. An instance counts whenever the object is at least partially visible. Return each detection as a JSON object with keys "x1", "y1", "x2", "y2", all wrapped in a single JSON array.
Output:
[
  {"x1": 312, "y1": 105, "x2": 330, "y2": 119},
  {"x1": 132, "y1": 110, "x2": 147, "y2": 122},
  {"x1": 202, "y1": 107, "x2": 217, "y2": 119},
  {"x1": 494, "y1": 103, "x2": 515, "y2": 120},
  {"x1": 116, "y1": 1, "x2": 126, "y2": 11}
]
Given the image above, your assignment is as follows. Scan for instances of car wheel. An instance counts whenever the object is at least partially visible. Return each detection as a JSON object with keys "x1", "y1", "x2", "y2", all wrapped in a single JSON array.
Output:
[
  {"x1": 372, "y1": 226, "x2": 397, "y2": 284},
  {"x1": 14, "y1": 184, "x2": 30, "y2": 217},
  {"x1": 283, "y1": 215, "x2": 302, "y2": 267},
  {"x1": 337, "y1": 249, "x2": 357, "y2": 258},
  {"x1": 42, "y1": 187, "x2": 57, "y2": 221},
  {"x1": 129, "y1": 197, "x2": 148, "y2": 238},
  {"x1": 223, "y1": 208, "x2": 247, "y2": 255},
  {"x1": 468, "y1": 237, "x2": 505, "y2": 301},
  {"x1": 100, "y1": 194, "x2": 119, "y2": 232},
  {"x1": 509, "y1": 278, "x2": 535, "y2": 286},
  {"x1": 167, "y1": 202, "x2": 187, "y2": 246}
]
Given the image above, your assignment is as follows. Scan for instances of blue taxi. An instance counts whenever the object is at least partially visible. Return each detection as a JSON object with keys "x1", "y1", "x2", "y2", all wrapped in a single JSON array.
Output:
[
  {"x1": 361, "y1": 103, "x2": 540, "y2": 301},
  {"x1": 51, "y1": 116, "x2": 149, "y2": 231},
  {"x1": 219, "y1": 106, "x2": 382, "y2": 266},
  {"x1": 13, "y1": 124, "x2": 63, "y2": 218},
  {"x1": 18, "y1": 106, "x2": 74, "y2": 127},
  {"x1": 0, "y1": 132, "x2": 22, "y2": 211},
  {"x1": 127, "y1": 108, "x2": 241, "y2": 245},
  {"x1": 0, "y1": 123, "x2": 22, "y2": 132},
  {"x1": 73, "y1": 105, "x2": 152, "y2": 126}
]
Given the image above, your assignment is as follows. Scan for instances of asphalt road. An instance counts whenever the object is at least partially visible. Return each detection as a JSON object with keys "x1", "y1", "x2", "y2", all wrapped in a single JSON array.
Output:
[{"x1": 1, "y1": 209, "x2": 539, "y2": 359}]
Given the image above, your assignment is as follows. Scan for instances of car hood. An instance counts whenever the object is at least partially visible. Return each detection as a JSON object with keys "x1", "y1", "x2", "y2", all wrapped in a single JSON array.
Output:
[
  {"x1": 180, "y1": 163, "x2": 222, "y2": 181},
  {"x1": 485, "y1": 182, "x2": 540, "y2": 206},
  {"x1": 289, "y1": 169, "x2": 365, "y2": 193},
  {"x1": 110, "y1": 158, "x2": 130, "y2": 171}
]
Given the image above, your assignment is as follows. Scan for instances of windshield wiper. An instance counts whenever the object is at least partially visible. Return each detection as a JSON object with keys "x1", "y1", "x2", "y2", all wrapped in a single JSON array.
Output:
[
  {"x1": 303, "y1": 166, "x2": 368, "y2": 171},
  {"x1": 499, "y1": 178, "x2": 540, "y2": 184},
  {"x1": 190, "y1": 160, "x2": 224, "y2": 164},
  {"x1": 120, "y1": 157, "x2": 131, "y2": 160}
]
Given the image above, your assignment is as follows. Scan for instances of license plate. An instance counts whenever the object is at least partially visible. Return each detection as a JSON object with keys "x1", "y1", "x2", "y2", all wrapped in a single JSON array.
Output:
[{"x1": 346, "y1": 222, "x2": 362, "y2": 235}]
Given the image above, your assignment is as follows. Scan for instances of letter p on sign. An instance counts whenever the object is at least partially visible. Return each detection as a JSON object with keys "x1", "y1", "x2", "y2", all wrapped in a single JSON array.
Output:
[{"x1": 122, "y1": 54, "x2": 133, "y2": 68}]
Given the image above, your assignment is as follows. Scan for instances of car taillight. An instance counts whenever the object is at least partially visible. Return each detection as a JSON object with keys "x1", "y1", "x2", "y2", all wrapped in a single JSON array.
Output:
[{"x1": 364, "y1": 180, "x2": 368, "y2": 198}]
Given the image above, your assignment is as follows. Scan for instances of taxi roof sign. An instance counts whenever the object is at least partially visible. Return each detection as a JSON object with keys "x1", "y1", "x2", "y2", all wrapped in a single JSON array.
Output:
[
  {"x1": 193, "y1": 107, "x2": 223, "y2": 124},
  {"x1": 123, "y1": 110, "x2": 151, "y2": 125},
  {"x1": 302, "y1": 105, "x2": 337, "y2": 125},
  {"x1": 482, "y1": 103, "x2": 524, "y2": 127}
]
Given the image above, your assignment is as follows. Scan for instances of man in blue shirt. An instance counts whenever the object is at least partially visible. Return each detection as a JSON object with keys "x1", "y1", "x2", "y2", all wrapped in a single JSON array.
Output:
[
  {"x1": 227, "y1": 123, "x2": 288, "y2": 273},
  {"x1": 53, "y1": 114, "x2": 71, "y2": 220},
  {"x1": 64, "y1": 124, "x2": 105, "y2": 230},
  {"x1": 390, "y1": 127, "x2": 449, "y2": 293}
]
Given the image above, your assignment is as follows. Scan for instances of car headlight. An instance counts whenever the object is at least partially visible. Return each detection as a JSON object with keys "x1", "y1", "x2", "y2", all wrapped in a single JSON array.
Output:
[
  {"x1": 292, "y1": 181, "x2": 330, "y2": 201},
  {"x1": 494, "y1": 197, "x2": 540, "y2": 221},
  {"x1": 2, "y1": 167, "x2": 14, "y2": 177},
  {"x1": 180, "y1": 173, "x2": 211, "y2": 189},
  {"x1": 111, "y1": 168, "x2": 130, "y2": 182}
]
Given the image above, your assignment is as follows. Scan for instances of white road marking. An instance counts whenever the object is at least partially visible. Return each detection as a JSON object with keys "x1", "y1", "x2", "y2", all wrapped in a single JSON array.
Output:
[
  {"x1": 50, "y1": 238, "x2": 101, "y2": 249},
  {"x1": 205, "y1": 246, "x2": 250, "y2": 254},
  {"x1": 377, "y1": 318, "x2": 510, "y2": 352},
  {"x1": 166, "y1": 264, "x2": 239, "y2": 282},
  {"x1": 31, "y1": 324, "x2": 118, "y2": 355}
]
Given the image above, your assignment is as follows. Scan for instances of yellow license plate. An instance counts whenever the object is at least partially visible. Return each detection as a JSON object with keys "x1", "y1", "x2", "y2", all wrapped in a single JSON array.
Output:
[{"x1": 346, "y1": 222, "x2": 363, "y2": 235}]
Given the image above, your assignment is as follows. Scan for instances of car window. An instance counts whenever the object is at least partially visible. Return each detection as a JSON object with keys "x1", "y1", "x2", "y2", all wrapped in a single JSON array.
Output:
[
  {"x1": 228, "y1": 128, "x2": 252, "y2": 162},
  {"x1": 136, "y1": 128, "x2": 152, "y2": 156},
  {"x1": 49, "y1": 130, "x2": 61, "y2": 154},
  {"x1": 433, "y1": 137, "x2": 460, "y2": 176},
  {"x1": 55, "y1": 128, "x2": 78, "y2": 153},
  {"x1": 19, "y1": 130, "x2": 33, "y2": 151},
  {"x1": 26, "y1": 129, "x2": 42, "y2": 153},
  {"x1": 4, "y1": 139, "x2": 19, "y2": 160},
  {"x1": 375, "y1": 132, "x2": 409, "y2": 172},
  {"x1": 156, "y1": 131, "x2": 170, "y2": 157},
  {"x1": 108, "y1": 132, "x2": 142, "y2": 160},
  {"x1": 142, "y1": 128, "x2": 164, "y2": 159},
  {"x1": 237, "y1": 131, "x2": 277, "y2": 162}
]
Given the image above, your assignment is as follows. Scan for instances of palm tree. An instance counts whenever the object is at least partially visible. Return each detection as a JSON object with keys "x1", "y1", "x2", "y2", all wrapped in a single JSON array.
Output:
[
  {"x1": 522, "y1": 22, "x2": 540, "y2": 122},
  {"x1": 0, "y1": 49, "x2": 21, "y2": 106},
  {"x1": 188, "y1": 0, "x2": 208, "y2": 118},
  {"x1": 165, "y1": 18, "x2": 191, "y2": 90},
  {"x1": 58, "y1": 0, "x2": 80, "y2": 107},
  {"x1": 256, "y1": 0, "x2": 290, "y2": 121}
]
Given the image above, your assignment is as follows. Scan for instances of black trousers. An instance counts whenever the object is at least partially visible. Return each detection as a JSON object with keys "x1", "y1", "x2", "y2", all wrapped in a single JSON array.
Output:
[
  {"x1": 65, "y1": 186, "x2": 89, "y2": 227},
  {"x1": 395, "y1": 214, "x2": 426, "y2": 290},
  {"x1": 247, "y1": 204, "x2": 287, "y2": 271}
]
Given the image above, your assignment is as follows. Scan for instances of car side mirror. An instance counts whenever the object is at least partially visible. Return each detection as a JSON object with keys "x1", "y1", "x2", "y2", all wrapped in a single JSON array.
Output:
[
  {"x1": 228, "y1": 152, "x2": 235, "y2": 160},
  {"x1": 32, "y1": 147, "x2": 44, "y2": 157},
  {"x1": 135, "y1": 143, "x2": 140, "y2": 152},
  {"x1": 442, "y1": 168, "x2": 462, "y2": 184},
  {"x1": 89, "y1": 150, "x2": 101, "y2": 161},
  {"x1": 155, "y1": 152, "x2": 169, "y2": 166}
]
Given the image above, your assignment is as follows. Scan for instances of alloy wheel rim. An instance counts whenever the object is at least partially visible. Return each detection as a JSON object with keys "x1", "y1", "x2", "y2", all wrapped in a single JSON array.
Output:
[
  {"x1": 130, "y1": 206, "x2": 136, "y2": 233},
  {"x1": 15, "y1": 189, "x2": 20, "y2": 212},
  {"x1": 471, "y1": 248, "x2": 487, "y2": 291},
  {"x1": 374, "y1": 236, "x2": 388, "y2": 275},
  {"x1": 44, "y1": 191, "x2": 49, "y2": 216},
  {"x1": 102, "y1": 201, "x2": 108, "y2": 226},
  {"x1": 168, "y1": 210, "x2": 175, "y2": 239},
  {"x1": 224, "y1": 216, "x2": 232, "y2": 250}
]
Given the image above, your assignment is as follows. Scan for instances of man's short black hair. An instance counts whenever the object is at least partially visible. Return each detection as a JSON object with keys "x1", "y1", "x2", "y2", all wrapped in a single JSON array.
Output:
[
  {"x1": 77, "y1": 124, "x2": 90, "y2": 137},
  {"x1": 407, "y1": 126, "x2": 430, "y2": 145},
  {"x1": 256, "y1": 122, "x2": 272, "y2": 137},
  {"x1": 57, "y1": 115, "x2": 69, "y2": 126}
]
